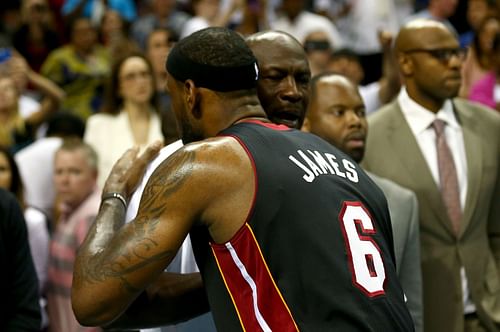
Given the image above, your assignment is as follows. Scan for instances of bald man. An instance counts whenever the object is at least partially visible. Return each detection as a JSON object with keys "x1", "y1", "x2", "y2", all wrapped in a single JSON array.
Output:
[
  {"x1": 303, "y1": 73, "x2": 423, "y2": 331},
  {"x1": 362, "y1": 19, "x2": 500, "y2": 332},
  {"x1": 246, "y1": 30, "x2": 311, "y2": 130}
]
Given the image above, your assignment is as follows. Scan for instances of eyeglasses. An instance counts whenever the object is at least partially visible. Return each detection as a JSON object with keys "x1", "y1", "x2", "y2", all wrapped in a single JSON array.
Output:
[{"x1": 404, "y1": 48, "x2": 467, "y2": 63}]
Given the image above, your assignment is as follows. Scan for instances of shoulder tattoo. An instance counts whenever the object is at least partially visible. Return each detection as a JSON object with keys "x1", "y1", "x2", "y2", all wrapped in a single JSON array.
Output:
[{"x1": 76, "y1": 149, "x2": 196, "y2": 293}]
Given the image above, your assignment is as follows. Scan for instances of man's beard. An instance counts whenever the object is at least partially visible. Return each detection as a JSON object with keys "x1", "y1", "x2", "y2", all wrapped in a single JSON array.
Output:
[{"x1": 179, "y1": 115, "x2": 204, "y2": 144}]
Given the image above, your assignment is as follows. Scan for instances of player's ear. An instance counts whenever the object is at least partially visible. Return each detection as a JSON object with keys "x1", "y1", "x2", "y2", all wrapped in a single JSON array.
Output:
[{"x1": 184, "y1": 79, "x2": 201, "y2": 118}]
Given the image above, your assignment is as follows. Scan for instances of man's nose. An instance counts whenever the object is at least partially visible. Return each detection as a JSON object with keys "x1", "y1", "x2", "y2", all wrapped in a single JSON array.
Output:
[
  {"x1": 56, "y1": 172, "x2": 69, "y2": 184},
  {"x1": 448, "y1": 53, "x2": 463, "y2": 69},
  {"x1": 346, "y1": 110, "x2": 362, "y2": 126},
  {"x1": 281, "y1": 77, "x2": 302, "y2": 102}
]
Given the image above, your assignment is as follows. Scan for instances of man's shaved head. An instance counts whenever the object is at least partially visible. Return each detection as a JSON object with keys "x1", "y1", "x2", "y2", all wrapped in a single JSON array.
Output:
[
  {"x1": 395, "y1": 19, "x2": 455, "y2": 53},
  {"x1": 304, "y1": 73, "x2": 367, "y2": 163},
  {"x1": 394, "y1": 19, "x2": 463, "y2": 112},
  {"x1": 246, "y1": 31, "x2": 311, "y2": 129},
  {"x1": 246, "y1": 30, "x2": 301, "y2": 47}
]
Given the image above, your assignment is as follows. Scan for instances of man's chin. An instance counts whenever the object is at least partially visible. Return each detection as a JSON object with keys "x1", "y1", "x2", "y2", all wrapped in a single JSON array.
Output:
[{"x1": 348, "y1": 149, "x2": 365, "y2": 164}]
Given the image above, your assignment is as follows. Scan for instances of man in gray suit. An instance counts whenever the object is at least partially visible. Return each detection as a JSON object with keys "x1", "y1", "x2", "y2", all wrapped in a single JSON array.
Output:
[
  {"x1": 302, "y1": 72, "x2": 423, "y2": 331},
  {"x1": 362, "y1": 19, "x2": 500, "y2": 332}
]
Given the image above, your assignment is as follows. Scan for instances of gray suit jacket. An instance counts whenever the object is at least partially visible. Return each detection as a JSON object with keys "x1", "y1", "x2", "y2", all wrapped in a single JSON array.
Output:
[
  {"x1": 368, "y1": 172, "x2": 423, "y2": 332},
  {"x1": 362, "y1": 98, "x2": 500, "y2": 332}
]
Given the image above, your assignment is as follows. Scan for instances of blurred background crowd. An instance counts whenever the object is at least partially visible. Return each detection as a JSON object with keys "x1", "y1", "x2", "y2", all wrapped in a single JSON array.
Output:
[{"x1": 0, "y1": 0, "x2": 499, "y2": 331}]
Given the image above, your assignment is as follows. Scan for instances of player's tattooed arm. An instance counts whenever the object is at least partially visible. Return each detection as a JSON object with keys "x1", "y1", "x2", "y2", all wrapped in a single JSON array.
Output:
[{"x1": 72, "y1": 147, "x2": 198, "y2": 326}]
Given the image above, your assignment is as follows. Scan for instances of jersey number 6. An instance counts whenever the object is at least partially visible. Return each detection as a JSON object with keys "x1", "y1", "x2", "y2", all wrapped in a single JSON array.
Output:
[{"x1": 339, "y1": 201, "x2": 386, "y2": 297}]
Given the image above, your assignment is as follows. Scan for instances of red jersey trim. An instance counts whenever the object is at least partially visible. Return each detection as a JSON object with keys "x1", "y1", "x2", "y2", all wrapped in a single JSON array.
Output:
[
  {"x1": 238, "y1": 119, "x2": 291, "y2": 131},
  {"x1": 211, "y1": 223, "x2": 299, "y2": 332}
]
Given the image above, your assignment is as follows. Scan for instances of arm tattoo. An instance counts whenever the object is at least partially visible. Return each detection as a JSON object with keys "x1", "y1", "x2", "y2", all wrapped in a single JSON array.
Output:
[{"x1": 76, "y1": 149, "x2": 196, "y2": 294}]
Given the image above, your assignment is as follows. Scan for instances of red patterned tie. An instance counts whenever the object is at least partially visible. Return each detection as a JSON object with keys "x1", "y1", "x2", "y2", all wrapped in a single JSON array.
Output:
[{"x1": 432, "y1": 119, "x2": 462, "y2": 235}]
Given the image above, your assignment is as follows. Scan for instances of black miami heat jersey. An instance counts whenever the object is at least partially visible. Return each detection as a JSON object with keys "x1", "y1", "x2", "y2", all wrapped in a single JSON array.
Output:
[{"x1": 190, "y1": 121, "x2": 414, "y2": 332}]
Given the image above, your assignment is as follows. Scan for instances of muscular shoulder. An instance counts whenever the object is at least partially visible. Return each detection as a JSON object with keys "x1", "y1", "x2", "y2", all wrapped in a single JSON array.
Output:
[
  {"x1": 163, "y1": 136, "x2": 251, "y2": 190},
  {"x1": 144, "y1": 136, "x2": 254, "y2": 241}
]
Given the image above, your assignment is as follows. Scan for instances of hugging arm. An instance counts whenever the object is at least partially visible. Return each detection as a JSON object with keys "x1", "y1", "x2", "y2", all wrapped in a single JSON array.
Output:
[
  {"x1": 72, "y1": 145, "x2": 204, "y2": 327},
  {"x1": 104, "y1": 271, "x2": 209, "y2": 329}
]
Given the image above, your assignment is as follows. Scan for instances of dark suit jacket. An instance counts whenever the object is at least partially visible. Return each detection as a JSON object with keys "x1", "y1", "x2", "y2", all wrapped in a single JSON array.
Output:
[
  {"x1": 368, "y1": 173, "x2": 423, "y2": 332},
  {"x1": 0, "y1": 189, "x2": 41, "y2": 331},
  {"x1": 362, "y1": 98, "x2": 500, "y2": 332}
]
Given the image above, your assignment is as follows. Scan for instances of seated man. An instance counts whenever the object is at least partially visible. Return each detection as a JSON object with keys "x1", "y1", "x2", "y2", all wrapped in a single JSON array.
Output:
[{"x1": 72, "y1": 27, "x2": 414, "y2": 331}]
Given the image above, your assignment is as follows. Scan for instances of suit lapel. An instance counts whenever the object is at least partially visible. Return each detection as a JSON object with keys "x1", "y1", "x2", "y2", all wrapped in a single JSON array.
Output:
[
  {"x1": 454, "y1": 101, "x2": 482, "y2": 237},
  {"x1": 387, "y1": 103, "x2": 456, "y2": 235}
]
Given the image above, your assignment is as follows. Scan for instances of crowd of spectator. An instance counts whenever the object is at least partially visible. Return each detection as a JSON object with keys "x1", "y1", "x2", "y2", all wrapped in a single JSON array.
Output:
[{"x1": 0, "y1": 0, "x2": 499, "y2": 331}]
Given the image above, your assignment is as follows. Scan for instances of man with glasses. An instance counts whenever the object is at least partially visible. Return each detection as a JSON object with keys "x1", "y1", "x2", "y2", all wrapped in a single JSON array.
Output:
[{"x1": 362, "y1": 19, "x2": 500, "y2": 332}]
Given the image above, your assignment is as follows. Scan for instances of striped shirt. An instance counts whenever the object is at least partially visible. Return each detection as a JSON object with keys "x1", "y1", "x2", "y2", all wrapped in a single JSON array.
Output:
[{"x1": 47, "y1": 189, "x2": 101, "y2": 332}]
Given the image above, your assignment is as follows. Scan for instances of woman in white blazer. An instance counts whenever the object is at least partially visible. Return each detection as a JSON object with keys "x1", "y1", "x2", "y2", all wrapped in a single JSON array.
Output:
[{"x1": 84, "y1": 53, "x2": 163, "y2": 188}]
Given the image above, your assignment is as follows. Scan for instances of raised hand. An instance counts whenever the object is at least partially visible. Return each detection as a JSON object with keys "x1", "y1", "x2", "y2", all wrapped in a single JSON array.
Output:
[{"x1": 102, "y1": 141, "x2": 163, "y2": 203}]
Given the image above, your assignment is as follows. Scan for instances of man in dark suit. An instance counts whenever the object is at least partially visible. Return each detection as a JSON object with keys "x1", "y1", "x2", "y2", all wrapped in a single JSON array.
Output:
[
  {"x1": 362, "y1": 18, "x2": 500, "y2": 332},
  {"x1": 0, "y1": 188, "x2": 41, "y2": 331}
]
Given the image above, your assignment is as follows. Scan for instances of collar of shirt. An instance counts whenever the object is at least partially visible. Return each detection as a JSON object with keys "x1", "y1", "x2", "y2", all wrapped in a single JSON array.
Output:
[
  {"x1": 57, "y1": 186, "x2": 99, "y2": 223},
  {"x1": 398, "y1": 87, "x2": 460, "y2": 135}
]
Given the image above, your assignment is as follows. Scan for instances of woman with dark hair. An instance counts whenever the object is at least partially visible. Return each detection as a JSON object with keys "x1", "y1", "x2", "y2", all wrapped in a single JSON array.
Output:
[
  {"x1": 84, "y1": 53, "x2": 163, "y2": 188},
  {"x1": 12, "y1": 0, "x2": 61, "y2": 73},
  {"x1": 0, "y1": 146, "x2": 50, "y2": 329},
  {"x1": 467, "y1": 31, "x2": 500, "y2": 110},
  {"x1": 99, "y1": 9, "x2": 140, "y2": 60},
  {"x1": 460, "y1": 16, "x2": 500, "y2": 107}
]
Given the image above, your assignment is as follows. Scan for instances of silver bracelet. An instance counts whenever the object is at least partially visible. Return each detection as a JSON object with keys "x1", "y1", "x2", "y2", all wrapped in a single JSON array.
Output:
[{"x1": 102, "y1": 192, "x2": 127, "y2": 209}]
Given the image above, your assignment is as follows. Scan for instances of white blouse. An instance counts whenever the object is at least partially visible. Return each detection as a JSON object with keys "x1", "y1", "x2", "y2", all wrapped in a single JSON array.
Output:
[{"x1": 84, "y1": 111, "x2": 164, "y2": 189}]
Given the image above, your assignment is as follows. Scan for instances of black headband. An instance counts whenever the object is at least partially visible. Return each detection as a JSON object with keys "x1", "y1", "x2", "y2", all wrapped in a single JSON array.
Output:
[{"x1": 166, "y1": 44, "x2": 259, "y2": 92}]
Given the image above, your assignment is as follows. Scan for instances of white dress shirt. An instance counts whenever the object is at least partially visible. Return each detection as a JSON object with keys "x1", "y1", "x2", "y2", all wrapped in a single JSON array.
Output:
[
  {"x1": 15, "y1": 137, "x2": 63, "y2": 219},
  {"x1": 398, "y1": 88, "x2": 475, "y2": 313},
  {"x1": 359, "y1": 81, "x2": 382, "y2": 115},
  {"x1": 125, "y1": 139, "x2": 197, "y2": 274}
]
